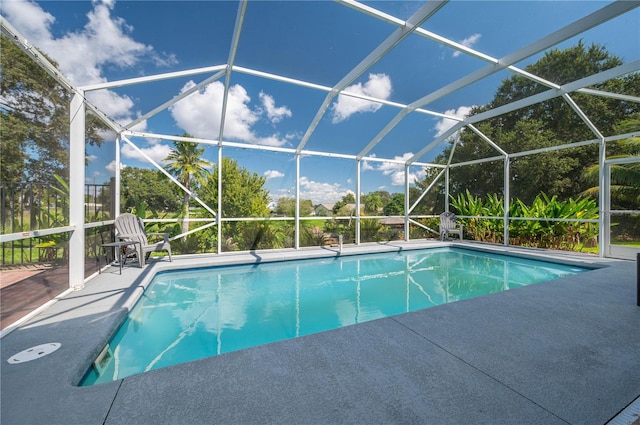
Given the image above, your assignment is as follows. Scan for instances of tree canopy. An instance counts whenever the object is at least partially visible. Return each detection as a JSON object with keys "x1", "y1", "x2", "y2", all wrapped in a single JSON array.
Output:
[
  {"x1": 120, "y1": 167, "x2": 181, "y2": 213},
  {"x1": 200, "y1": 157, "x2": 270, "y2": 218},
  {"x1": 0, "y1": 35, "x2": 106, "y2": 185},
  {"x1": 274, "y1": 197, "x2": 313, "y2": 217},
  {"x1": 429, "y1": 42, "x2": 640, "y2": 204},
  {"x1": 164, "y1": 138, "x2": 212, "y2": 232}
]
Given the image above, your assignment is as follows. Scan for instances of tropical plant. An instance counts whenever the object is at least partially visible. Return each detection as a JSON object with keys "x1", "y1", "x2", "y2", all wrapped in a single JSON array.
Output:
[
  {"x1": 236, "y1": 221, "x2": 286, "y2": 251},
  {"x1": 582, "y1": 119, "x2": 640, "y2": 209},
  {"x1": 450, "y1": 191, "x2": 598, "y2": 251},
  {"x1": 164, "y1": 137, "x2": 212, "y2": 234},
  {"x1": 360, "y1": 218, "x2": 384, "y2": 243},
  {"x1": 300, "y1": 224, "x2": 326, "y2": 247}
]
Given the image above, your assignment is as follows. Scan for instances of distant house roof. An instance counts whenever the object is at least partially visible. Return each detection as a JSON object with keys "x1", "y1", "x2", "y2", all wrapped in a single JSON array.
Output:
[{"x1": 315, "y1": 203, "x2": 334, "y2": 211}]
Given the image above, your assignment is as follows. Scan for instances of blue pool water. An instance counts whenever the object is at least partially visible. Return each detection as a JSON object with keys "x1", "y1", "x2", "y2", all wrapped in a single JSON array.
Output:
[{"x1": 81, "y1": 247, "x2": 587, "y2": 385}]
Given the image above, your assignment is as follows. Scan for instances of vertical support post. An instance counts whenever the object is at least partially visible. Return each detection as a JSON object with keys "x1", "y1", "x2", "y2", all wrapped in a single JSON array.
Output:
[
  {"x1": 636, "y1": 253, "x2": 639, "y2": 307},
  {"x1": 69, "y1": 92, "x2": 85, "y2": 290},
  {"x1": 114, "y1": 136, "x2": 121, "y2": 218},
  {"x1": 598, "y1": 137, "x2": 607, "y2": 258},
  {"x1": 217, "y1": 145, "x2": 223, "y2": 254},
  {"x1": 295, "y1": 154, "x2": 300, "y2": 250},
  {"x1": 355, "y1": 160, "x2": 361, "y2": 245},
  {"x1": 404, "y1": 164, "x2": 410, "y2": 242},
  {"x1": 444, "y1": 166, "x2": 450, "y2": 212},
  {"x1": 504, "y1": 155, "x2": 510, "y2": 246}
]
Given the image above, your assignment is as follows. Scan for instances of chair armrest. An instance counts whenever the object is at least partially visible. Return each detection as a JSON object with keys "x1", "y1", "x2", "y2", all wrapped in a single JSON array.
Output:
[
  {"x1": 147, "y1": 232, "x2": 170, "y2": 242},
  {"x1": 116, "y1": 234, "x2": 136, "y2": 241}
]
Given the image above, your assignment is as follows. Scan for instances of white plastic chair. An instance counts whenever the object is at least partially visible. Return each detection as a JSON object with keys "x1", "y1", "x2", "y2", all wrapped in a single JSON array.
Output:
[
  {"x1": 439, "y1": 212, "x2": 463, "y2": 240},
  {"x1": 114, "y1": 213, "x2": 172, "y2": 266}
]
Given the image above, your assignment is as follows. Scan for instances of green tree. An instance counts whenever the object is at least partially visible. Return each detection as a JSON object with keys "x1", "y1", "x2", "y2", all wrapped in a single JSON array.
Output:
[
  {"x1": 164, "y1": 137, "x2": 212, "y2": 233},
  {"x1": 383, "y1": 193, "x2": 405, "y2": 216},
  {"x1": 201, "y1": 157, "x2": 270, "y2": 218},
  {"x1": 199, "y1": 157, "x2": 271, "y2": 250},
  {"x1": 0, "y1": 35, "x2": 105, "y2": 184},
  {"x1": 446, "y1": 120, "x2": 578, "y2": 204},
  {"x1": 121, "y1": 167, "x2": 181, "y2": 214},
  {"x1": 332, "y1": 192, "x2": 355, "y2": 215},
  {"x1": 274, "y1": 197, "x2": 313, "y2": 217},
  {"x1": 362, "y1": 192, "x2": 383, "y2": 214},
  {"x1": 432, "y1": 42, "x2": 640, "y2": 204},
  {"x1": 582, "y1": 116, "x2": 640, "y2": 210}
]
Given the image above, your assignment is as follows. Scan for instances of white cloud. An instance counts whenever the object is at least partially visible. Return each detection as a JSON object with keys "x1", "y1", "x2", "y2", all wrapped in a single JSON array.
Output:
[
  {"x1": 361, "y1": 161, "x2": 375, "y2": 171},
  {"x1": 264, "y1": 170, "x2": 284, "y2": 180},
  {"x1": 256, "y1": 134, "x2": 289, "y2": 147},
  {"x1": 121, "y1": 142, "x2": 173, "y2": 164},
  {"x1": 259, "y1": 92, "x2": 292, "y2": 124},
  {"x1": 361, "y1": 153, "x2": 376, "y2": 171},
  {"x1": 375, "y1": 153, "x2": 426, "y2": 186},
  {"x1": 85, "y1": 90, "x2": 141, "y2": 128},
  {"x1": 453, "y1": 33, "x2": 481, "y2": 57},
  {"x1": 299, "y1": 176, "x2": 350, "y2": 204},
  {"x1": 170, "y1": 81, "x2": 289, "y2": 147},
  {"x1": 3, "y1": 0, "x2": 175, "y2": 125},
  {"x1": 331, "y1": 73, "x2": 392, "y2": 123},
  {"x1": 2, "y1": 0, "x2": 55, "y2": 43},
  {"x1": 105, "y1": 160, "x2": 119, "y2": 172},
  {"x1": 434, "y1": 106, "x2": 473, "y2": 137}
]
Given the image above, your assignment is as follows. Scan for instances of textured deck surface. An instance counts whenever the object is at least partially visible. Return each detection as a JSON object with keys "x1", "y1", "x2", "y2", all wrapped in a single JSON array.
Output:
[{"x1": 1, "y1": 241, "x2": 639, "y2": 424}]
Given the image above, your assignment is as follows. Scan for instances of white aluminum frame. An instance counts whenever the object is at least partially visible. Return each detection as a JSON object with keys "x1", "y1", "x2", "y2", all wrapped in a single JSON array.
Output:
[{"x1": 1, "y1": 0, "x2": 639, "y2": 294}]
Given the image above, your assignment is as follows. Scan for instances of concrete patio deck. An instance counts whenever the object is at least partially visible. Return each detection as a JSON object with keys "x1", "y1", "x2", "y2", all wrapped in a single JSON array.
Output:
[{"x1": 1, "y1": 241, "x2": 639, "y2": 424}]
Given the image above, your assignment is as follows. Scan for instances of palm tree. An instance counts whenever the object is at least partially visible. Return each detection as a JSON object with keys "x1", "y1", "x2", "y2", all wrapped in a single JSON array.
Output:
[
  {"x1": 164, "y1": 136, "x2": 212, "y2": 234},
  {"x1": 582, "y1": 117, "x2": 640, "y2": 210}
]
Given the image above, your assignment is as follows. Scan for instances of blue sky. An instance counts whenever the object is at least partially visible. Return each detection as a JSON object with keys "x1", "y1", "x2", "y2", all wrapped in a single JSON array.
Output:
[{"x1": 2, "y1": 0, "x2": 638, "y2": 204}]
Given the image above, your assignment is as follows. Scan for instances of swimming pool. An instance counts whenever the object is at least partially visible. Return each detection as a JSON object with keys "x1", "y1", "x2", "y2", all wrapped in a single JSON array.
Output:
[{"x1": 81, "y1": 247, "x2": 588, "y2": 385}]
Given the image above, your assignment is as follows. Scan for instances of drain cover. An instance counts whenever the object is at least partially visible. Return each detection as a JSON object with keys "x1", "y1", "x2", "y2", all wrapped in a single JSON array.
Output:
[{"x1": 7, "y1": 343, "x2": 61, "y2": 364}]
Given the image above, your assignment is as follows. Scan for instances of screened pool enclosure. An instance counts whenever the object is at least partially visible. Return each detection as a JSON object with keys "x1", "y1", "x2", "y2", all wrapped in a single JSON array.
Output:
[{"x1": 1, "y1": 0, "x2": 639, "y2": 300}]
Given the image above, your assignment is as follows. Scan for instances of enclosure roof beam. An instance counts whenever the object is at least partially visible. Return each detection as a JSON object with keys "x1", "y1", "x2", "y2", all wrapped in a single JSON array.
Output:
[
  {"x1": 467, "y1": 124, "x2": 508, "y2": 157},
  {"x1": 358, "y1": 0, "x2": 637, "y2": 160},
  {"x1": 232, "y1": 65, "x2": 457, "y2": 122},
  {"x1": 562, "y1": 93, "x2": 604, "y2": 140},
  {"x1": 576, "y1": 88, "x2": 640, "y2": 104},
  {"x1": 78, "y1": 65, "x2": 227, "y2": 91},
  {"x1": 124, "y1": 69, "x2": 226, "y2": 131},
  {"x1": 2, "y1": 16, "x2": 124, "y2": 134},
  {"x1": 1, "y1": 17, "x2": 75, "y2": 93},
  {"x1": 218, "y1": 0, "x2": 248, "y2": 146},
  {"x1": 121, "y1": 135, "x2": 217, "y2": 217},
  {"x1": 342, "y1": 0, "x2": 561, "y2": 90},
  {"x1": 295, "y1": 0, "x2": 447, "y2": 154},
  {"x1": 407, "y1": 122, "x2": 465, "y2": 165},
  {"x1": 407, "y1": 60, "x2": 639, "y2": 165},
  {"x1": 468, "y1": 60, "x2": 640, "y2": 125}
]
